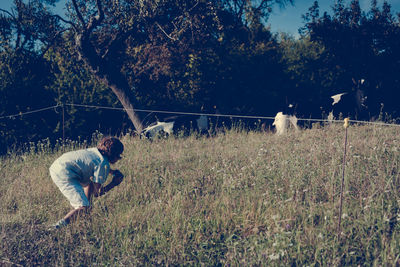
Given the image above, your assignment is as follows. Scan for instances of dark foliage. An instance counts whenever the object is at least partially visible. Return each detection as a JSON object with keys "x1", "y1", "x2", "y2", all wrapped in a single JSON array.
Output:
[{"x1": 297, "y1": 0, "x2": 400, "y2": 120}]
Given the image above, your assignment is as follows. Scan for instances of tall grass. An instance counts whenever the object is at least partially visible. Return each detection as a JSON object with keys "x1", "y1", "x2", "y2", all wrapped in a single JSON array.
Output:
[{"x1": 1, "y1": 124, "x2": 399, "y2": 266}]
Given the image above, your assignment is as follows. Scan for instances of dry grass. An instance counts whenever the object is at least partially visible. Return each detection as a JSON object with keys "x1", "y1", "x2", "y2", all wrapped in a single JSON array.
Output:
[{"x1": 1, "y1": 124, "x2": 399, "y2": 266}]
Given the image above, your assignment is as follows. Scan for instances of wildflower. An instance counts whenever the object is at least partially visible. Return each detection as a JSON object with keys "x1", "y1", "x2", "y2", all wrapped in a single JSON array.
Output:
[
  {"x1": 272, "y1": 215, "x2": 280, "y2": 220},
  {"x1": 328, "y1": 111, "x2": 334, "y2": 122},
  {"x1": 269, "y1": 253, "x2": 280, "y2": 260}
]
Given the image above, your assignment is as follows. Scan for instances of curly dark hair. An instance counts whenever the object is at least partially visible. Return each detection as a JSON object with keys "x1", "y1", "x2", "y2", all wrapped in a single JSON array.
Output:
[{"x1": 97, "y1": 137, "x2": 124, "y2": 159}]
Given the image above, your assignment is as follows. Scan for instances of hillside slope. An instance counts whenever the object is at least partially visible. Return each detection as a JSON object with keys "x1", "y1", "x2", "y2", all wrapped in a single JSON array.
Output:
[{"x1": 1, "y1": 124, "x2": 399, "y2": 266}]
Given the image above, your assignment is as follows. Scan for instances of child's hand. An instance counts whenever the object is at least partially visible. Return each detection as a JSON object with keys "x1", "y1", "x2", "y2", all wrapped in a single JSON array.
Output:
[{"x1": 111, "y1": 170, "x2": 124, "y2": 186}]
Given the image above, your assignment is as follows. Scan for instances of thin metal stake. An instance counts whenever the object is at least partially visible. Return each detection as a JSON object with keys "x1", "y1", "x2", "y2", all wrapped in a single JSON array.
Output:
[
  {"x1": 338, "y1": 118, "x2": 349, "y2": 239},
  {"x1": 62, "y1": 103, "x2": 65, "y2": 144}
]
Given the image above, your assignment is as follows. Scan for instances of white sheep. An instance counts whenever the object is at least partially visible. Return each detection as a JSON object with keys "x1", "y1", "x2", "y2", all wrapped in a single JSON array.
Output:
[{"x1": 272, "y1": 112, "x2": 299, "y2": 135}]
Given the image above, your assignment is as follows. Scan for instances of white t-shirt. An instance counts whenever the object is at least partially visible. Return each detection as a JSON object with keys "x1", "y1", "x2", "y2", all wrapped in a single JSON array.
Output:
[{"x1": 50, "y1": 147, "x2": 110, "y2": 186}]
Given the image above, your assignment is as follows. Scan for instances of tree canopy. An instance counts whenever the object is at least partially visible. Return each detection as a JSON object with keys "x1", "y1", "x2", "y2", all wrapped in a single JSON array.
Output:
[{"x1": 299, "y1": 0, "x2": 400, "y2": 118}]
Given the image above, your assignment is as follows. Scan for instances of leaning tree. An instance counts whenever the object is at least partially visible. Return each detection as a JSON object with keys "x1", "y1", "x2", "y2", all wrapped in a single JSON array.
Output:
[
  {"x1": 62, "y1": 0, "x2": 293, "y2": 132},
  {"x1": 2, "y1": 0, "x2": 294, "y2": 133}
]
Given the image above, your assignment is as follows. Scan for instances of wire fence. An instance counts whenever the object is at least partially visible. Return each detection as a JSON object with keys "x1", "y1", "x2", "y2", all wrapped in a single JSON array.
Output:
[
  {"x1": 1, "y1": 103, "x2": 400, "y2": 128},
  {"x1": 0, "y1": 105, "x2": 61, "y2": 120}
]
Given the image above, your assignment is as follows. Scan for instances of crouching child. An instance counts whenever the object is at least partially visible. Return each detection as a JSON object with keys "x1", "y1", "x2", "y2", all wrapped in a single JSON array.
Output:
[{"x1": 49, "y1": 136, "x2": 124, "y2": 230}]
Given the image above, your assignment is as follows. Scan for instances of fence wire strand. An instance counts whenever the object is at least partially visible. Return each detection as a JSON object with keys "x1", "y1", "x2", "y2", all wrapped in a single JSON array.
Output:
[
  {"x1": 0, "y1": 105, "x2": 61, "y2": 119},
  {"x1": 1, "y1": 103, "x2": 400, "y2": 127}
]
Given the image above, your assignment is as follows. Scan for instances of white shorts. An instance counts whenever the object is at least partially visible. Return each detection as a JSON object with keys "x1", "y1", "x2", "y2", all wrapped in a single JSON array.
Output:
[{"x1": 50, "y1": 168, "x2": 90, "y2": 209}]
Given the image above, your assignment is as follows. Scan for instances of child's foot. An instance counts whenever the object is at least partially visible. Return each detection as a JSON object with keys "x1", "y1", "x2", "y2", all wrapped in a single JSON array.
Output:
[{"x1": 48, "y1": 219, "x2": 68, "y2": 231}]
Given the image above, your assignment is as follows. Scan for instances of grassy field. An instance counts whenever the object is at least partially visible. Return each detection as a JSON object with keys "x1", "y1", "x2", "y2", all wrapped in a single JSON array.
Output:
[{"x1": 1, "y1": 123, "x2": 399, "y2": 266}]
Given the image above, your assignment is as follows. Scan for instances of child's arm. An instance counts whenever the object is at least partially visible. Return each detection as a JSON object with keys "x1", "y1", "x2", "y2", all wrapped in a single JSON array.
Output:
[
  {"x1": 94, "y1": 169, "x2": 124, "y2": 197},
  {"x1": 109, "y1": 169, "x2": 124, "y2": 185},
  {"x1": 92, "y1": 182, "x2": 103, "y2": 196}
]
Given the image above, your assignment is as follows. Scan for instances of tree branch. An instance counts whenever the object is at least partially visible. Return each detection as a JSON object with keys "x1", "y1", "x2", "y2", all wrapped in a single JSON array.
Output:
[
  {"x1": 0, "y1": 8, "x2": 18, "y2": 47},
  {"x1": 0, "y1": 8, "x2": 14, "y2": 18},
  {"x1": 40, "y1": 28, "x2": 67, "y2": 57},
  {"x1": 256, "y1": 0, "x2": 269, "y2": 12},
  {"x1": 71, "y1": 0, "x2": 86, "y2": 27},
  {"x1": 188, "y1": 0, "x2": 200, "y2": 12},
  {"x1": 237, "y1": 1, "x2": 246, "y2": 22},
  {"x1": 101, "y1": 33, "x2": 119, "y2": 59},
  {"x1": 54, "y1": 14, "x2": 78, "y2": 31},
  {"x1": 87, "y1": 0, "x2": 104, "y2": 33},
  {"x1": 15, "y1": 23, "x2": 22, "y2": 50},
  {"x1": 156, "y1": 22, "x2": 178, "y2": 41}
]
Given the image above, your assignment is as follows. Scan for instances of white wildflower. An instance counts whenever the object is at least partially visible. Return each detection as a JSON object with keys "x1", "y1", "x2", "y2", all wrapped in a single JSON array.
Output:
[
  {"x1": 269, "y1": 253, "x2": 280, "y2": 260},
  {"x1": 272, "y1": 215, "x2": 280, "y2": 220}
]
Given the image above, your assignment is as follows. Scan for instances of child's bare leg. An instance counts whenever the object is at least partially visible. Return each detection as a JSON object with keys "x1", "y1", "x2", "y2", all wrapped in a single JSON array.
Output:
[
  {"x1": 83, "y1": 183, "x2": 93, "y2": 202},
  {"x1": 63, "y1": 184, "x2": 93, "y2": 224},
  {"x1": 50, "y1": 206, "x2": 90, "y2": 230},
  {"x1": 49, "y1": 182, "x2": 92, "y2": 230},
  {"x1": 63, "y1": 206, "x2": 89, "y2": 224}
]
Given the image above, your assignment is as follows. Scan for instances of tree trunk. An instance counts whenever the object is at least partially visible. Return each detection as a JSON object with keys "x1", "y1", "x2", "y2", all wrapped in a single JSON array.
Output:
[
  {"x1": 74, "y1": 33, "x2": 144, "y2": 133},
  {"x1": 100, "y1": 76, "x2": 144, "y2": 133}
]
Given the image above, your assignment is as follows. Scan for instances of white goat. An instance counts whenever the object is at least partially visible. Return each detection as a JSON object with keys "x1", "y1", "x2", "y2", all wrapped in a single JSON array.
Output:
[{"x1": 141, "y1": 121, "x2": 175, "y2": 139}]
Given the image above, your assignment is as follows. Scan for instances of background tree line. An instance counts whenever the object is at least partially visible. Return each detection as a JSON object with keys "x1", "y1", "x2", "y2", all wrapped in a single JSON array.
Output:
[{"x1": 0, "y1": 0, "x2": 399, "y2": 154}]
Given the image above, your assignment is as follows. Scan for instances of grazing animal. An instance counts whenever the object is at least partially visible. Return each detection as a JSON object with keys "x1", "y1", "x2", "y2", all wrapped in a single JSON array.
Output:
[
  {"x1": 172, "y1": 115, "x2": 209, "y2": 135},
  {"x1": 272, "y1": 112, "x2": 299, "y2": 135},
  {"x1": 140, "y1": 121, "x2": 174, "y2": 139},
  {"x1": 331, "y1": 93, "x2": 347, "y2": 106},
  {"x1": 141, "y1": 115, "x2": 209, "y2": 139},
  {"x1": 328, "y1": 79, "x2": 368, "y2": 120},
  {"x1": 196, "y1": 115, "x2": 208, "y2": 133}
]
